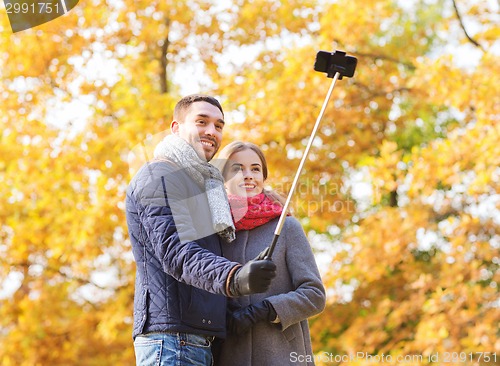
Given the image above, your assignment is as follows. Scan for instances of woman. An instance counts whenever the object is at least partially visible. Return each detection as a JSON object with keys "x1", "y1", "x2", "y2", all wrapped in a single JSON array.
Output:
[{"x1": 213, "y1": 141, "x2": 326, "y2": 366}]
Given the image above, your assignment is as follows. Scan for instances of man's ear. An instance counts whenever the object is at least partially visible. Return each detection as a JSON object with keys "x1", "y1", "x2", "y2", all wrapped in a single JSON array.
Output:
[{"x1": 171, "y1": 120, "x2": 179, "y2": 135}]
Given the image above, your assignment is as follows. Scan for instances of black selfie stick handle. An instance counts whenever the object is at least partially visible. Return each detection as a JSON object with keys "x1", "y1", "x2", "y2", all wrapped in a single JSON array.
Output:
[{"x1": 266, "y1": 234, "x2": 280, "y2": 260}]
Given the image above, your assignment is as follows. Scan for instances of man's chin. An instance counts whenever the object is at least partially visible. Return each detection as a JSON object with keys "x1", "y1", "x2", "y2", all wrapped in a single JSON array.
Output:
[
  {"x1": 193, "y1": 147, "x2": 211, "y2": 161},
  {"x1": 204, "y1": 148, "x2": 218, "y2": 162}
]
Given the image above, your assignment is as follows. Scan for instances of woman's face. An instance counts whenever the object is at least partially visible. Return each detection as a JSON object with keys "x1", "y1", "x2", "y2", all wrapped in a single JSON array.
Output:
[{"x1": 223, "y1": 149, "x2": 264, "y2": 197}]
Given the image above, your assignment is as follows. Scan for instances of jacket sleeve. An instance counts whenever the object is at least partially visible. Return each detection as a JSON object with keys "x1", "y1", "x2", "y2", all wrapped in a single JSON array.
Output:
[
  {"x1": 266, "y1": 217, "x2": 326, "y2": 331},
  {"x1": 133, "y1": 162, "x2": 238, "y2": 295}
]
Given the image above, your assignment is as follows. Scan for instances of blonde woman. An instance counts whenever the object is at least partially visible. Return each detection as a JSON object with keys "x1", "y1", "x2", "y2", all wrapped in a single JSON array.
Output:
[{"x1": 213, "y1": 141, "x2": 326, "y2": 366}]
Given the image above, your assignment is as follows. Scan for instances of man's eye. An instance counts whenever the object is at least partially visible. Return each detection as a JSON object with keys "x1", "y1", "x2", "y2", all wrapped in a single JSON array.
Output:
[{"x1": 196, "y1": 120, "x2": 206, "y2": 125}]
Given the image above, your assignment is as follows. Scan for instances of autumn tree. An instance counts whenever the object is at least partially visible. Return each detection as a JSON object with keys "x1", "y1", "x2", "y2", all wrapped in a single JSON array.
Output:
[
  {"x1": 303, "y1": 1, "x2": 498, "y2": 364},
  {"x1": 0, "y1": 0, "x2": 498, "y2": 365},
  {"x1": 210, "y1": 0, "x2": 499, "y2": 364},
  {"x1": 0, "y1": 1, "x2": 232, "y2": 364}
]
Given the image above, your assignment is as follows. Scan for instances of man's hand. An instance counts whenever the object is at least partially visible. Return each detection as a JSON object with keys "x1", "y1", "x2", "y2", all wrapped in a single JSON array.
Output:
[{"x1": 229, "y1": 258, "x2": 276, "y2": 297}]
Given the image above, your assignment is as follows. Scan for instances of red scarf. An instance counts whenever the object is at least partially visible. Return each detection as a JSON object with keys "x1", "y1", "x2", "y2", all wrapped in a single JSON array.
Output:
[{"x1": 228, "y1": 193, "x2": 287, "y2": 231}]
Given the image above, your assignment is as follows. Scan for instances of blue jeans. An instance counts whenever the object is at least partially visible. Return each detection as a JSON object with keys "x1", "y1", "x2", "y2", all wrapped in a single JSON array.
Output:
[{"x1": 134, "y1": 332, "x2": 214, "y2": 366}]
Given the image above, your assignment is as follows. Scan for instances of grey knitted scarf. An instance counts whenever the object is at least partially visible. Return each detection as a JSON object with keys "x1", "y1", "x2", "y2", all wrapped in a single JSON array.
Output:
[{"x1": 153, "y1": 134, "x2": 236, "y2": 242}]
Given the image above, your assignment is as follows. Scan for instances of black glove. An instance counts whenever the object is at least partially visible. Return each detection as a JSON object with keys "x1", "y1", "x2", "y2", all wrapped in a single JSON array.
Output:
[
  {"x1": 227, "y1": 300, "x2": 277, "y2": 335},
  {"x1": 229, "y1": 257, "x2": 276, "y2": 297}
]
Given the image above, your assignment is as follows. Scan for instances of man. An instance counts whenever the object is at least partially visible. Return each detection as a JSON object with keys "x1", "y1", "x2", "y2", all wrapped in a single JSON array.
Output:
[{"x1": 126, "y1": 94, "x2": 276, "y2": 365}]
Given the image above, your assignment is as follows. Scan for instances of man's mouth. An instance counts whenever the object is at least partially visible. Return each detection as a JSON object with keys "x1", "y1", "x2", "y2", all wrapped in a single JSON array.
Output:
[{"x1": 200, "y1": 139, "x2": 215, "y2": 148}]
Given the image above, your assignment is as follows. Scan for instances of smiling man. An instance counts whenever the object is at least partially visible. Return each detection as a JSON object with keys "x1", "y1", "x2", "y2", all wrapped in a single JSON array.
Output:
[
  {"x1": 170, "y1": 95, "x2": 225, "y2": 161},
  {"x1": 125, "y1": 94, "x2": 277, "y2": 366}
]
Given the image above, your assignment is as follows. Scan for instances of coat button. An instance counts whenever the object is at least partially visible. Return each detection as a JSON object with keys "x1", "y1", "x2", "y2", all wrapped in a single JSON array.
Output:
[
  {"x1": 208, "y1": 320, "x2": 212, "y2": 324},
  {"x1": 202, "y1": 319, "x2": 206, "y2": 323}
]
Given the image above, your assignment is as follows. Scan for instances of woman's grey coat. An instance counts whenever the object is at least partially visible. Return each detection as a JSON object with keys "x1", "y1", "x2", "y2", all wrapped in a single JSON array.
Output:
[{"x1": 217, "y1": 216, "x2": 326, "y2": 366}]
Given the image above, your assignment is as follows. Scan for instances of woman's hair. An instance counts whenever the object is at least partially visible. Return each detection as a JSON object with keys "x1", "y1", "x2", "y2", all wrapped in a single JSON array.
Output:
[{"x1": 214, "y1": 141, "x2": 287, "y2": 207}]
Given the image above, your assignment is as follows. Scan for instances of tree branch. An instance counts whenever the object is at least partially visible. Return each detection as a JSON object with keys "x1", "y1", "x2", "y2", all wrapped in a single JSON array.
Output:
[
  {"x1": 329, "y1": 38, "x2": 416, "y2": 70},
  {"x1": 451, "y1": 0, "x2": 485, "y2": 52},
  {"x1": 353, "y1": 51, "x2": 416, "y2": 70},
  {"x1": 159, "y1": 17, "x2": 170, "y2": 94}
]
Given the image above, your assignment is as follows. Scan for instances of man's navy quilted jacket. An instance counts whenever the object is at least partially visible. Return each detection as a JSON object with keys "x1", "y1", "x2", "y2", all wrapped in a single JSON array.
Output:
[{"x1": 126, "y1": 160, "x2": 239, "y2": 339}]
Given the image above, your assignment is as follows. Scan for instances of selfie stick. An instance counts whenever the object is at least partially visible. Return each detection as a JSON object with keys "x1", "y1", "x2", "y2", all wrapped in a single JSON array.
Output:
[{"x1": 265, "y1": 50, "x2": 357, "y2": 260}]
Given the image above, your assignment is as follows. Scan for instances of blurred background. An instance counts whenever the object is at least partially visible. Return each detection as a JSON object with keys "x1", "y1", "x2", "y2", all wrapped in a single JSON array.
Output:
[{"x1": 0, "y1": 0, "x2": 498, "y2": 364}]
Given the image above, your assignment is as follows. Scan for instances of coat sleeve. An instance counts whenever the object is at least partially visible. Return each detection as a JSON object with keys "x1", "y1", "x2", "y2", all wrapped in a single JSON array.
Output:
[
  {"x1": 266, "y1": 217, "x2": 326, "y2": 331},
  {"x1": 133, "y1": 162, "x2": 239, "y2": 295}
]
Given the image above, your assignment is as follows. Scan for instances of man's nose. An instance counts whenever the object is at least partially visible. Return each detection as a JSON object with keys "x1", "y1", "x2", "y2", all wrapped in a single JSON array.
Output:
[{"x1": 204, "y1": 122, "x2": 217, "y2": 135}]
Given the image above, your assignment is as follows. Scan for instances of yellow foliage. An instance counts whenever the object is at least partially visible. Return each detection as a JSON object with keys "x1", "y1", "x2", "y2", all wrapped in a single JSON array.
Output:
[{"x1": 1, "y1": 0, "x2": 499, "y2": 364}]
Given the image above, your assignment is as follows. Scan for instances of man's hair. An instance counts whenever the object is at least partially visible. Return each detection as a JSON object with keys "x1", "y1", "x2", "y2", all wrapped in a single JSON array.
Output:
[{"x1": 173, "y1": 94, "x2": 224, "y2": 122}]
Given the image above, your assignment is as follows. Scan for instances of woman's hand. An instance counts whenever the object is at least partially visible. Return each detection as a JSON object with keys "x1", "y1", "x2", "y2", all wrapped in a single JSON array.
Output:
[{"x1": 227, "y1": 300, "x2": 277, "y2": 335}]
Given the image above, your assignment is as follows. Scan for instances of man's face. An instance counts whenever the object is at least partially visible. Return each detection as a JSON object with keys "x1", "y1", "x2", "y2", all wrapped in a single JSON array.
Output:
[{"x1": 171, "y1": 101, "x2": 224, "y2": 161}]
